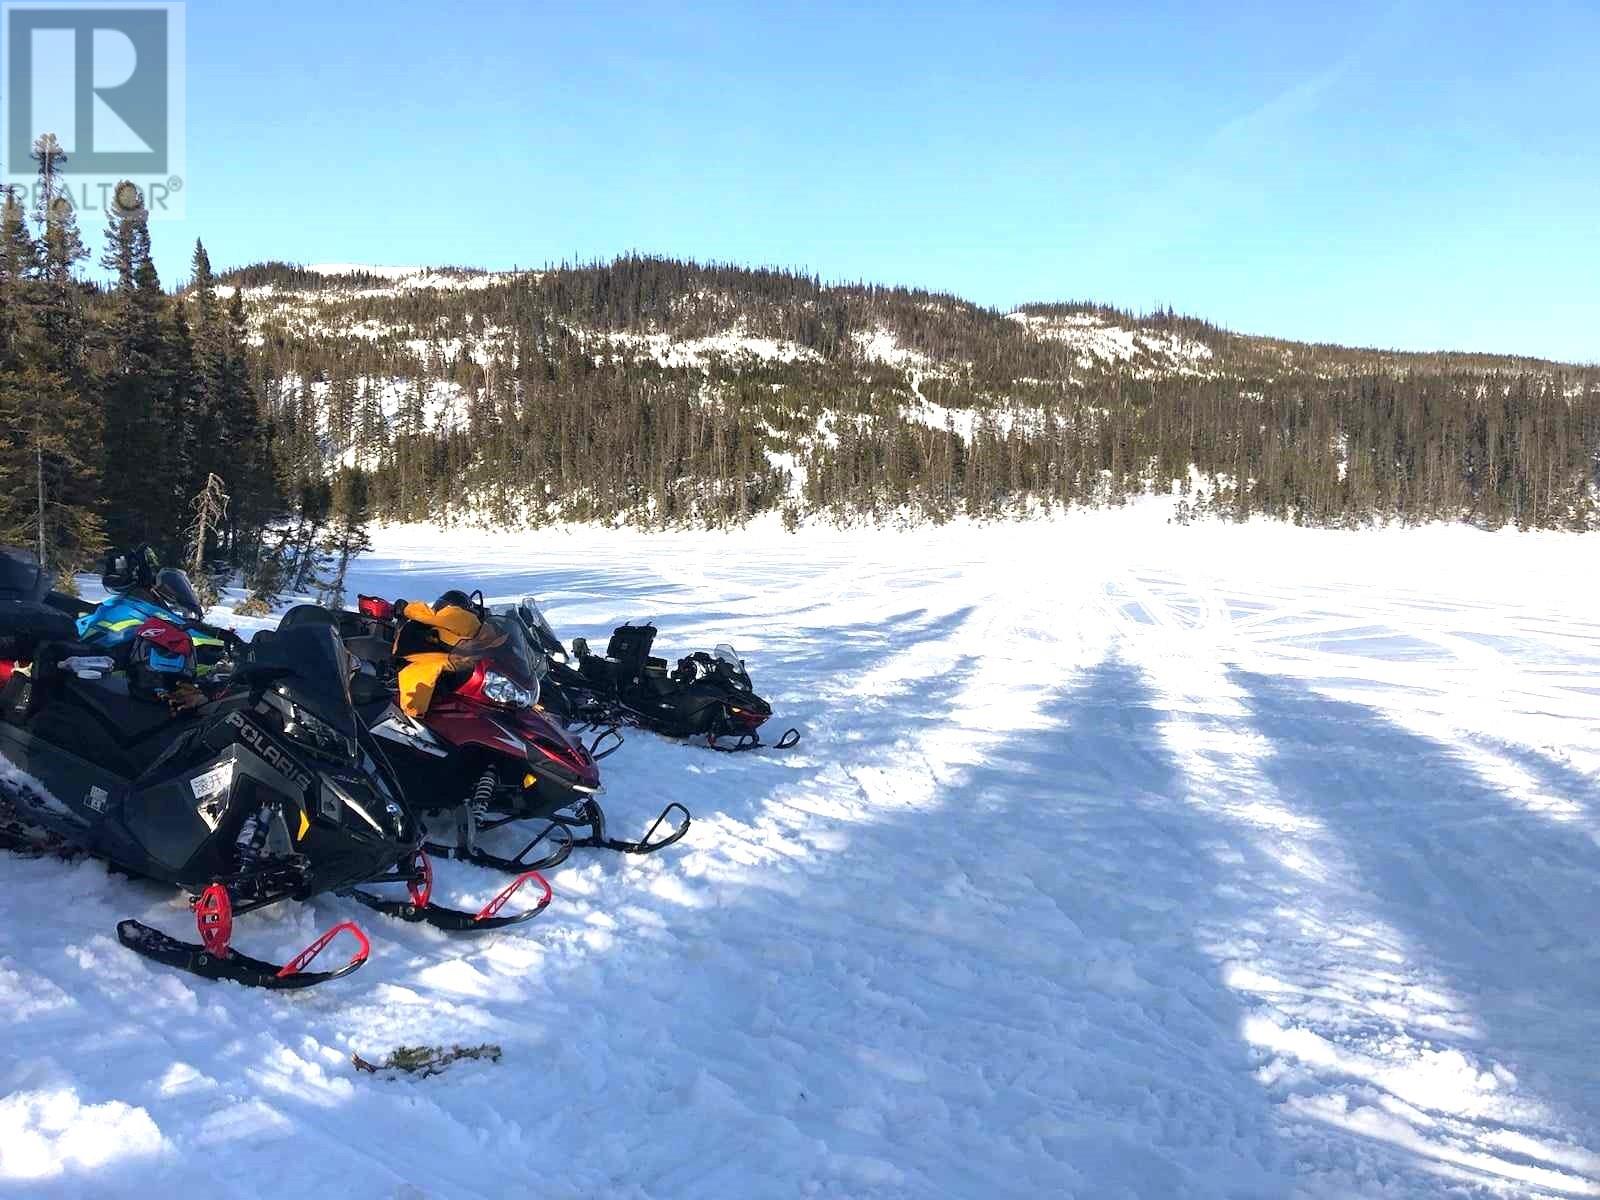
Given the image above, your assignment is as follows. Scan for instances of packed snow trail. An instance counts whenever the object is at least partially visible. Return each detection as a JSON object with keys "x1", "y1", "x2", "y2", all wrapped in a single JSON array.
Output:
[{"x1": 2, "y1": 512, "x2": 1598, "y2": 1198}]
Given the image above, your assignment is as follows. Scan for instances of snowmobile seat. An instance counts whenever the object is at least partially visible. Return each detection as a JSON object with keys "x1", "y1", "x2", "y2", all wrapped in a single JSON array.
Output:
[
  {"x1": 63, "y1": 674, "x2": 188, "y2": 745},
  {"x1": 0, "y1": 600, "x2": 78, "y2": 652},
  {"x1": 577, "y1": 653, "x2": 619, "y2": 692},
  {"x1": 0, "y1": 546, "x2": 49, "y2": 603},
  {"x1": 45, "y1": 590, "x2": 94, "y2": 618},
  {"x1": 20, "y1": 673, "x2": 194, "y2": 777},
  {"x1": 0, "y1": 550, "x2": 79, "y2": 652},
  {"x1": 638, "y1": 659, "x2": 676, "y2": 699}
]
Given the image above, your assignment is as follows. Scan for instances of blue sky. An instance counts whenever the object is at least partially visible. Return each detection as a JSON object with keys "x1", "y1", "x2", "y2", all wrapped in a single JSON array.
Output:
[{"x1": 117, "y1": 1, "x2": 1600, "y2": 361}]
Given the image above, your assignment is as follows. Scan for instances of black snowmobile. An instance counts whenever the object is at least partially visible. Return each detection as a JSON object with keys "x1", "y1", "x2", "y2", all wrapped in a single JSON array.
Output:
[
  {"x1": 504, "y1": 598, "x2": 799, "y2": 753},
  {"x1": 0, "y1": 550, "x2": 549, "y2": 990}
]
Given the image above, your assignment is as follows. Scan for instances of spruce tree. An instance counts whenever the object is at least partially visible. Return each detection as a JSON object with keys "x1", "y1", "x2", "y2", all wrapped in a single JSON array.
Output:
[
  {"x1": 318, "y1": 468, "x2": 373, "y2": 609},
  {"x1": 1, "y1": 141, "x2": 104, "y2": 580},
  {"x1": 187, "y1": 239, "x2": 225, "y2": 495},
  {"x1": 219, "y1": 287, "x2": 271, "y2": 563},
  {"x1": 99, "y1": 182, "x2": 171, "y2": 548},
  {"x1": 30, "y1": 134, "x2": 88, "y2": 376}
]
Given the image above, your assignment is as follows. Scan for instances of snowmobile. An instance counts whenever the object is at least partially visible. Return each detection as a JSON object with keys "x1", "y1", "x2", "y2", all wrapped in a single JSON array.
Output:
[
  {"x1": 491, "y1": 597, "x2": 619, "y2": 730},
  {"x1": 0, "y1": 550, "x2": 550, "y2": 990},
  {"x1": 65, "y1": 544, "x2": 242, "y2": 680},
  {"x1": 505, "y1": 598, "x2": 799, "y2": 753},
  {"x1": 284, "y1": 592, "x2": 688, "y2": 876}
]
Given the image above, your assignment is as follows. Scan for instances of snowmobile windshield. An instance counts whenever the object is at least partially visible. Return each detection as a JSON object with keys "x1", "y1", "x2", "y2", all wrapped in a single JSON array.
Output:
[
  {"x1": 248, "y1": 624, "x2": 360, "y2": 738},
  {"x1": 516, "y1": 596, "x2": 565, "y2": 659},
  {"x1": 447, "y1": 614, "x2": 545, "y2": 686},
  {"x1": 154, "y1": 568, "x2": 205, "y2": 622},
  {"x1": 713, "y1": 643, "x2": 740, "y2": 668},
  {"x1": 0, "y1": 546, "x2": 46, "y2": 602}
]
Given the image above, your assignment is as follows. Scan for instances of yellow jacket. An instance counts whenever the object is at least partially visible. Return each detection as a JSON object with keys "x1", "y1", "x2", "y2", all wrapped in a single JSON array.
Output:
[{"x1": 393, "y1": 600, "x2": 482, "y2": 718}]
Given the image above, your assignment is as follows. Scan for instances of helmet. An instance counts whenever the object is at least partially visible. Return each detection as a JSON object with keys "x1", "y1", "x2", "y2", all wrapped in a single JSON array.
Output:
[
  {"x1": 435, "y1": 589, "x2": 475, "y2": 613},
  {"x1": 102, "y1": 544, "x2": 160, "y2": 593},
  {"x1": 127, "y1": 617, "x2": 197, "y2": 699}
]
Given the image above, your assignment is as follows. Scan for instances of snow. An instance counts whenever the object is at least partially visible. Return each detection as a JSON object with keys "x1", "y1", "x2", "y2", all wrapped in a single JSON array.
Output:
[
  {"x1": 303, "y1": 265, "x2": 512, "y2": 291},
  {"x1": 307, "y1": 264, "x2": 430, "y2": 280},
  {"x1": 4, "y1": 508, "x2": 1600, "y2": 1197},
  {"x1": 587, "y1": 324, "x2": 821, "y2": 369},
  {"x1": 1007, "y1": 311, "x2": 1216, "y2": 374},
  {"x1": 852, "y1": 327, "x2": 934, "y2": 371}
]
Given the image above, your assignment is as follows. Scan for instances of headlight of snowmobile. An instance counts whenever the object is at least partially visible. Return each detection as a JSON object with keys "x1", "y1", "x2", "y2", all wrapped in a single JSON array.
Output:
[
  {"x1": 481, "y1": 670, "x2": 534, "y2": 709},
  {"x1": 265, "y1": 689, "x2": 358, "y2": 759},
  {"x1": 323, "y1": 774, "x2": 409, "y2": 841}
]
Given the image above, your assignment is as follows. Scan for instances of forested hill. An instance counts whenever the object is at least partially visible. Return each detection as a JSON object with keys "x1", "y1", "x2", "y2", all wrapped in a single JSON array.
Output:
[{"x1": 218, "y1": 257, "x2": 1599, "y2": 532}]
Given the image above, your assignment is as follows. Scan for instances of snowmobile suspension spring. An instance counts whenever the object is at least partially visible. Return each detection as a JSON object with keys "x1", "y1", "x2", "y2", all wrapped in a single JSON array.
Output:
[{"x1": 470, "y1": 766, "x2": 497, "y2": 815}]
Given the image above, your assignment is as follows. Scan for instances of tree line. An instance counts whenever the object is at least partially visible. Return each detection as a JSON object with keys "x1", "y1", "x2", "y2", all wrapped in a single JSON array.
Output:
[
  {"x1": 6, "y1": 195, "x2": 1598, "y2": 571},
  {"x1": 233, "y1": 254, "x2": 1600, "y2": 532},
  {"x1": 0, "y1": 135, "x2": 370, "y2": 606}
]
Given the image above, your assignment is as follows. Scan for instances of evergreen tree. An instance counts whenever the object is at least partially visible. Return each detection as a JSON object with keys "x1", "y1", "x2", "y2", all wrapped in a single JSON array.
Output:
[
  {"x1": 30, "y1": 135, "x2": 89, "y2": 376},
  {"x1": 0, "y1": 188, "x2": 36, "y2": 358},
  {"x1": 99, "y1": 182, "x2": 172, "y2": 549},
  {"x1": 219, "y1": 287, "x2": 272, "y2": 563},
  {"x1": 0, "y1": 355, "x2": 105, "y2": 578},
  {"x1": 0, "y1": 141, "x2": 104, "y2": 579},
  {"x1": 186, "y1": 239, "x2": 225, "y2": 493},
  {"x1": 318, "y1": 468, "x2": 373, "y2": 609}
]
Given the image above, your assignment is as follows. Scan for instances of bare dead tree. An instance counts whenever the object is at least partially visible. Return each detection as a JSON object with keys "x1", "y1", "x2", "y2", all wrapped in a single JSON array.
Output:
[{"x1": 186, "y1": 472, "x2": 230, "y2": 606}]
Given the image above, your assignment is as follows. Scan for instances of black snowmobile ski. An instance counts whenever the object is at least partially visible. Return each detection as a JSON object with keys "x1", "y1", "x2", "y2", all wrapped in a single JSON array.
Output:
[
  {"x1": 117, "y1": 883, "x2": 371, "y2": 990},
  {"x1": 424, "y1": 806, "x2": 577, "y2": 875},
  {"x1": 545, "y1": 795, "x2": 691, "y2": 855},
  {"x1": 706, "y1": 725, "x2": 802, "y2": 754},
  {"x1": 346, "y1": 849, "x2": 552, "y2": 930}
]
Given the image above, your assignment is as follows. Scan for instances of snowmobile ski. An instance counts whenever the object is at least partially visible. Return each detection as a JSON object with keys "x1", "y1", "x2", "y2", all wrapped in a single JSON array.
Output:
[
  {"x1": 424, "y1": 803, "x2": 577, "y2": 876},
  {"x1": 706, "y1": 726, "x2": 802, "y2": 753},
  {"x1": 543, "y1": 796, "x2": 691, "y2": 855},
  {"x1": 346, "y1": 850, "x2": 552, "y2": 930},
  {"x1": 116, "y1": 883, "x2": 371, "y2": 990}
]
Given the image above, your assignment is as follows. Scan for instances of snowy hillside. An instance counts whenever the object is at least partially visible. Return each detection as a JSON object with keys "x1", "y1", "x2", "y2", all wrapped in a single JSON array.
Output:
[
  {"x1": 212, "y1": 256, "x2": 1599, "y2": 533},
  {"x1": 4, "y1": 510, "x2": 1599, "y2": 1198}
]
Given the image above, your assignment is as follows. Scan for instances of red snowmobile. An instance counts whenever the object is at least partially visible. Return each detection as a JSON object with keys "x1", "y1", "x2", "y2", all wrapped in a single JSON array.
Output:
[{"x1": 284, "y1": 592, "x2": 688, "y2": 876}]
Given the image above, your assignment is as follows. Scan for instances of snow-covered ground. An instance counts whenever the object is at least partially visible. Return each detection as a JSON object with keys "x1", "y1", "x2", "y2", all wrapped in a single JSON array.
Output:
[{"x1": 4, "y1": 510, "x2": 1600, "y2": 1198}]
